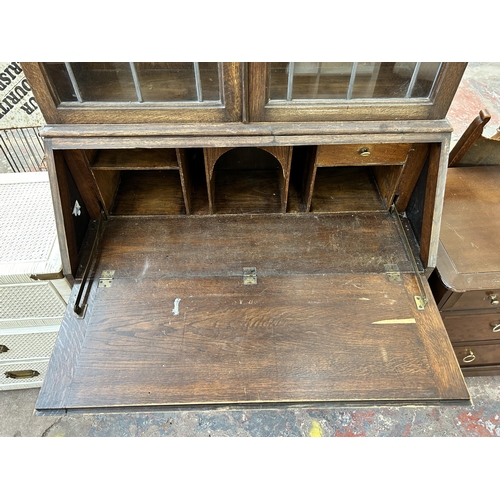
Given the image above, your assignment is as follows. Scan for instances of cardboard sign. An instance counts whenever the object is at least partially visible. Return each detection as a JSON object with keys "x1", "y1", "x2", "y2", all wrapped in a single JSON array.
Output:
[{"x1": 0, "y1": 62, "x2": 45, "y2": 129}]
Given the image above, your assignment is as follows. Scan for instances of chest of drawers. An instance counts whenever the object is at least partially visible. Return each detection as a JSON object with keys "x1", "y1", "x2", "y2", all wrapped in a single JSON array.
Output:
[
  {"x1": 0, "y1": 172, "x2": 71, "y2": 390},
  {"x1": 431, "y1": 166, "x2": 500, "y2": 375}
]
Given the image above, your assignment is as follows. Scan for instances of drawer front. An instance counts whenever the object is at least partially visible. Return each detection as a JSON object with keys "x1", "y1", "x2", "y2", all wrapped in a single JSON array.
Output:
[
  {"x1": 443, "y1": 313, "x2": 500, "y2": 343},
  {"x1": 0, "y1": 359, "x2": 48, "y2": 390},
  {"x1": 316, "y1": 143, "x2": 411, "y2": 167},
  {"x1": 444, "y1": 290, "x2": 500, "y2": 312},
  {"x1": 0, "y1": 328, "x2": 59, "y2": 361},
  {"x1": 0, "y1": 282, "x2": 67, "y2": 329},
  {"x1": 454, "y1": 344, "x2": 500, "y2": 368}
]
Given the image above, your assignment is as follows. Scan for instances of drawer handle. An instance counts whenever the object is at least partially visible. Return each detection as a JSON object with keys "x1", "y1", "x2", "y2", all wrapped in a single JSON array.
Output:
[
  {"x1": 463, "y1": 350, "x2": 476, "y2": 363},
  {"x1": 490, "y1": 321, "x2": 500, "y2": 333},
  {"x1": 488, "y1": 294, "x2": 499, "y2": 305},
  {"x1": 358, "y1": 147, "x2": 371, "y2": 157},
  {"x1": 0, "y1": 345, "x2": 9, "y2": 353},
  {"x1": 4, "y1": 370, "x2": 40, "y2": 379}
]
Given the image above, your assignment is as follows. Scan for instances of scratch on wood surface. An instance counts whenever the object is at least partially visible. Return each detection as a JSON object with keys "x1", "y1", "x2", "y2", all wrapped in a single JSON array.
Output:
[
  {"x1": 446, "y1": 223, "x2": 465, "y2": 241},
  {"x1": 372, "y1": 318, "x2": 416, "y2": 324},
  {"x1": 359, "y1": 298, "x2": 370, "y2": 301},
  {"x1": 172, "y1": 298, "x2": 181, "y2": 315},
  {"x1": 181, "y1": 312, "x2": 187, "y2": 345}
]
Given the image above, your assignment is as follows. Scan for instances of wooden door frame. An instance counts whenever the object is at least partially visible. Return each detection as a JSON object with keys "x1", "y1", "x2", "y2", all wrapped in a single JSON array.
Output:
[
  {"x1": 247, "y1": 62, "x2": 467, "y2": 122},
  {"x1": 21, "y1": 62, "x2": 243, "y2": 124}
]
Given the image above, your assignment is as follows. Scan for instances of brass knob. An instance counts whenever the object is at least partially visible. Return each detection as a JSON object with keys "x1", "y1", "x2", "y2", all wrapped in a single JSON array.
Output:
[
  {"x1": 488, "y1": 294, "x2": 499, "y2": 305},
  {"x1": 490, "y1": 321, "x2": 500, "y2": 333},
  {"x1": 358, "y1": 147, "x2": 371, "y2": 157},
  {"x1": 462, "y1": 350, "x2": 476, "y2": 363}
]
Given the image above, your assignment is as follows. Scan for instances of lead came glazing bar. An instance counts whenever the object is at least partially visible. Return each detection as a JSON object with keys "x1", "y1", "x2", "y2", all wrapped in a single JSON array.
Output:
[
  {"x1": 427, "y1": 62, "x2": 443, "y2": 98},
  {"x1": 286, "y1": 62, "x2": 295, "y2": 101},
  {"x1": 405, "y1": 62, "x2": 421, "y2": 98},
  {"x1": 129, "y1": 63, "x2": 143, "y2": 102},
  {"x1": 346, "y1": 62, "x2": 358, "y2": 100},
  {"x1": 194, "y1": 62, "x2": 203, "y2": 102},
  {"x1": 64, "y1": 63, "x2": 83, "y2": 103}
]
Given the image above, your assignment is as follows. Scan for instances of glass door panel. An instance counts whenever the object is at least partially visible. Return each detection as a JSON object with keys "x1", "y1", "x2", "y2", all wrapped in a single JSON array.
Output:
[
  {"x1": 44, "y1": 62, "x2": 221, "y2": 104},
  {"x1": 268, "y1": 62, "x2": 441, "y2": 102},
  {"x1": 39, "y1": 62, "x2": 241, "y2": 124},
  {"x1": 252, "y1": 62, "x2": 461, "y2": 122},
  {"x1": 45, "y1": 62, "x2": 137, "y2": 102}
]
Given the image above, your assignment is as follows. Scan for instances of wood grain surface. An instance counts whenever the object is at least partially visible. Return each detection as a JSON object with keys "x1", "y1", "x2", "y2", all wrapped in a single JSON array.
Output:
[
  {"x1": 444, "y1": 313, "x2": 500, "y2": 343},
  {"x1": 440, "y1": 167, "x2": 500, "y2": 275},
  {"x1": 315, "y1": 143, "x2": 410, "y2": 167},
  {"x1": 36, "y1": 214, "x2": 469, "y2": 411},
  {"x1": 309, "y1": 167, "x2": 385, "y2": 213},
  {"x1": 38, "y1": 273, "x2": 467, "y2": 410},
  {"x1": 111, "y1": 171, "x2": 186, "y2": 215},
  {"x1": 95, "y1": 213, "x2": 415, "y2": 278},
  {"x1": 91, "y1": 148, "x2": 179, "y2": 170}
]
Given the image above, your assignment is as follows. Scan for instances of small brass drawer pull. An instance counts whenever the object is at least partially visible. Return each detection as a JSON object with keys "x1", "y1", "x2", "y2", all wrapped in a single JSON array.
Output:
[
  {"x1": 0, "y1": 345, "x2": 9, "y2": 353},
  {"x1": 462, "y1": 350, "x2": 476, "y2": 363},
  {"x1": 488, "y1": 294, "x2": 499, "y2": 305},
  {"x1": 358, "y1": 147, "x2": 371, "y2": 157},
  {"x1": 5, "y1": 370, "x2": 40, "y2": 379},
  {"x1": 490, "y1": 321, "x2": 500, "y2": 333}
]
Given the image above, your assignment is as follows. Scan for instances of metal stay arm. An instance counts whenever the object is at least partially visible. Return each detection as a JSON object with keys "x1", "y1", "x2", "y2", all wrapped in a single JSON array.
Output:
[{"x1": 74, "y1": 211, "x2": 105, "y2": 318}]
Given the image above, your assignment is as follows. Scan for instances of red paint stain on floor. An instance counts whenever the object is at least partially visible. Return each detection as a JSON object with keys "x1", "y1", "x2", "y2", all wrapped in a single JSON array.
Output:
[
  {"x1": 447, "y1": 80, "x2": 487, "y2": 140},
  {"x1": 455, "y1": 410, "x2": 497, "y2": 436},
  {"x1": 333, "y1": 410, "x2": 375, "y2": 437}
]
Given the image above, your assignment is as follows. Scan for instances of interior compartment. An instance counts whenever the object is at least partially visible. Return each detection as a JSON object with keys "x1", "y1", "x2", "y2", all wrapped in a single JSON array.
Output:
[
  {"x1": 204, "y1": 147, "x2": 291, "y2": 214},
  {"x1": 110, "y1": 170, "x2": 186, "y2": 215},
  {"x1": 302, "y1": 144, "x2": 413, "y2": 213},
  {"x1": 309, "y1": 166, "x2": 386, "y2": 213},
  {"x1": 90, "y1": 148, "x2": 195, "y2": 216},
  {"x1": 213, "y1": 148, "x2": 282, "y2": 214}
]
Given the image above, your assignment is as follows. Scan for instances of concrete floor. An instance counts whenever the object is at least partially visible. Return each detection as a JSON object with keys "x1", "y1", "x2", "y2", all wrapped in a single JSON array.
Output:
[
  {"x1": 2, "y1": 62, "x2": 500, "y2": 439},
  {"x1": 2, "y1": 376, "x2": 500, "y2": 437}
]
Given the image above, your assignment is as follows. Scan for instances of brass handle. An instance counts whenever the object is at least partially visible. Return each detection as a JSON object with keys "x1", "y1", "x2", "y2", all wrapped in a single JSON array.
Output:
[
  {"x1": 490, "y1": 321, "x2": 500, "y2": 333},
  {"x1": 462, "y1": 350, "x2": 476, "y2": 363},
  {"x1": 5, "y1": 370, "x2": 40, "y2": 379},
  {"x1": 0, "y1": 345, "x2": 9, "y2": 353},
  {"x1": 488, "y1": 294, "x2": 499, "y2": 305},
  {"x1": 358, "y1": 147, "x2": 371, "y2": 157}
]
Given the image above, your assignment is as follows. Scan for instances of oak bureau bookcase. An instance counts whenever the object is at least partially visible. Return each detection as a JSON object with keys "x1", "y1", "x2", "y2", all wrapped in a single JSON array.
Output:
[{"x1": 21, "y1": 62, "x2": 470, "y2": 414}]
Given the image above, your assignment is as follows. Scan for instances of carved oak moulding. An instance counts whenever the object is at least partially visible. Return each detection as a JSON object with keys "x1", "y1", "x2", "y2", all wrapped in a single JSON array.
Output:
[{"x1": 20, "y1": 62, "x2": 470, "y2": 414}]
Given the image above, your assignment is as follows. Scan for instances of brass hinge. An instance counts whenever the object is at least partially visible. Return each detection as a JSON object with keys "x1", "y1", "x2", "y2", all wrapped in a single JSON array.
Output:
[
  {"x1": 414, "y1": 295, "x2": 427, "y2": 311},
  {"x1": 385, "y1": 264, "x2": 402, "y2": 282},
  {"x1": 98, "y1": 270, "x2": 115, "y2": 288},
  {"x1": 243, "y1": 267, "x2": 257, "y2": 285}
]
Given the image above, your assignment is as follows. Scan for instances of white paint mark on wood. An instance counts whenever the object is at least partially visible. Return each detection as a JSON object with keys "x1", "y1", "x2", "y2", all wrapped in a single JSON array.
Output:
[
  {"x1": 172, "y1": 298, "x2": 181, "y2": 315},
  {"x1": 372, "y1": 318, "x2": 416, "y2": 324},
  {"x1": 381, "y1": 348, "x2": 388, "y2": 363}
]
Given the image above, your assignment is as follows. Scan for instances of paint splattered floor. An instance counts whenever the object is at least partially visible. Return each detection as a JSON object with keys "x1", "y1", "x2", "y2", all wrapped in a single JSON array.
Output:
[{"x1": 1, "y1": 375, "x2": 500, "y2": 437}]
